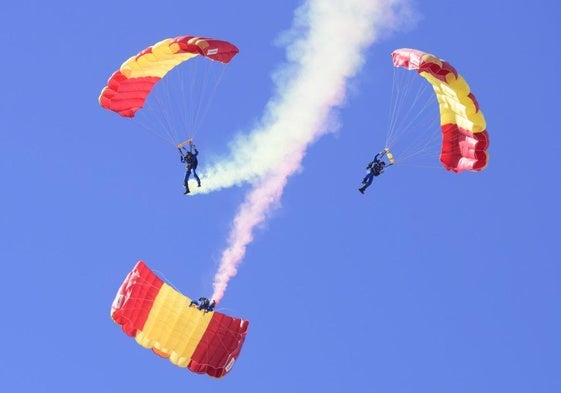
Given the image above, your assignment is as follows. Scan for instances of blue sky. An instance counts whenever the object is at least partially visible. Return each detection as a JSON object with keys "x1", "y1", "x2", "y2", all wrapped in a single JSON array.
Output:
[{"x1": 1, "y1": 1, "x2": 560, "y2": 392}]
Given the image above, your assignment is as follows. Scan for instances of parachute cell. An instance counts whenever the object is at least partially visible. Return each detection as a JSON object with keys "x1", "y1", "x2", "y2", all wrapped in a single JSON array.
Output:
[
  {"x1": 99, "y1": 36, "x2": 239, "y2": 118},
  {"x1": 111, "y1": 261, "x2": 249, "y2": 378},
  {"x1": 391, "y1": 48, "x2": 489, "y2": 172}
]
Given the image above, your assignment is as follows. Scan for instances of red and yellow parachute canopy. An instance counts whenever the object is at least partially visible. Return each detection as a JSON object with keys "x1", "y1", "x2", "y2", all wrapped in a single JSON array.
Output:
[
  {"x1": 392, "y1": 48, "x2": 489, "y2": 172},
  {"x1": 111, "y1": 261, "x2": 249, "y2": 378},
  {"x1": 99, "y1": 36, "x2": 239, "y2": 118}
]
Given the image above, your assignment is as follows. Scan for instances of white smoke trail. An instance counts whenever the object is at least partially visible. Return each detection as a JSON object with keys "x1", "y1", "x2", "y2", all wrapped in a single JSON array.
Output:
[{"x1": 211, "y1": 0, "x2": 417, "y2": 302}]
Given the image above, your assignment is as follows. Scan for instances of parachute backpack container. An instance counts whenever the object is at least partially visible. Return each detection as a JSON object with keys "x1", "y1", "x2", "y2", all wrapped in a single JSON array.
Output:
[{"x1": 111, "y1": 261, "x2": 249, "y2": 378}]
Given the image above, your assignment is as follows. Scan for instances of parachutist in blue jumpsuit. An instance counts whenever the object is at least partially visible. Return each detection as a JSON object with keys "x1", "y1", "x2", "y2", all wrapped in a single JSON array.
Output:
[
  {"x1": 359, "y1": 150, "x2": 392, "y2": 194},
  {"x1": 198, "y1": 297, "x2": 210, "y2": 310},
  {"x1": 179, "y1": 143, "x2": 201, "y2": 194},
  {"x1": 189, "y1": 297, "x2": 207, "y2": 309},
  {"x1": 189, "y1": 297, "x2": 216, "y2": 312}
]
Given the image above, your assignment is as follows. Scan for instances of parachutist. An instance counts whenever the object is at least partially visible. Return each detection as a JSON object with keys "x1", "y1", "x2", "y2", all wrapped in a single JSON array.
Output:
[
  {"x1": 198, "y1": 297, "x2": 210, "y2": 310},
  {"x1": 190, "y1": 297, "x2": 216, "y2": 312},
  {"x1": 179, "y1": 141, "x2": 201, "y2": 194},
  {"x1": 359, "y1": 149, "x2": 393, "y2": 194}
]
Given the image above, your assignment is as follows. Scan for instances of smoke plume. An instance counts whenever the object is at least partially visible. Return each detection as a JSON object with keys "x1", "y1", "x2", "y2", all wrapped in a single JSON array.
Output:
[{"x1": 209, "y1": 0, "x2": 417, "y2": 302}]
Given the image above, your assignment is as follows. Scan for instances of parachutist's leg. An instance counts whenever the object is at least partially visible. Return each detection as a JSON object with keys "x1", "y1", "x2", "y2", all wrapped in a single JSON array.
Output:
[
  {"x1": 184, "y1": 170, "x2": 191, "y2": 194},
  {"x1": 364, "y1": 173, "x2": 373, "y2": 187},
  {"x1": 359, "y1": 173, "x2": 374, "y2": 194},
  {"x1": 193, "y1": 170, "x2": 201, "y2": 187}
]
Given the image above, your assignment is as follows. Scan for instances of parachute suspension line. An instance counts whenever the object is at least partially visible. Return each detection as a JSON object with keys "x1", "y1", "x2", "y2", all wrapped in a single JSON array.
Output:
[
  {"x1": 386, "y1": 69, "x2": 432, "y2": 148},
  {"x1": 183, "y1": 58, "x2": 203, "y2": 140},
  {"x1": 132, "y1": 72, "x2": 187, "y2": 147},
  {"x1": 130, "y1": 58, "x2": 230, "y2": 149},
  {"x1": 187, "y1": 58, "x2": 210, "y2": 141},
  {"x1": 151, "y1": 268, "x2": 183, "y2": 294},
  {"x1": 152, "y1": 57, "x2": 206, "y2": 145},
  {"x1": 385, "y1": 67, "x2": 407, "y2": 148},
  {"x1": 175, "y1": 61, "x2": 192, "y2": 142},
  {"x1": 147, "y1": 82, "x2": 182, "y2": 146},
  {"x1": 393, "y1": 80, "x2": 439, "y2": 164},
  {"x1": 189, "y1": 62, "x2": 230, "y2": 142},
  {"x1": 386, "y1": 68, "x2": 421, "y2": 147},
  {"x1": 133, "y1": 109, "x2": 179, "y2": 148},
  {"x1": 153, "y1": 58, "x2": 231, "y2": 145},
  {"x1": 384, "y1": 68, "x2": 442, "y2": 168}
]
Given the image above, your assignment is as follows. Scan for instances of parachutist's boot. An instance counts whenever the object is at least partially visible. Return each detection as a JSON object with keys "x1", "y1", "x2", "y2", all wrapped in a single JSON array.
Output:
[
  {"x1": 358, "y1": 186, "x2": 366, "y2": 194},
  {"x1": 184, "y1": 184, "x2": 190, "y2": 194},
  {"x1": 197, "y1": 181, "x2": 201, "y2": 187}
]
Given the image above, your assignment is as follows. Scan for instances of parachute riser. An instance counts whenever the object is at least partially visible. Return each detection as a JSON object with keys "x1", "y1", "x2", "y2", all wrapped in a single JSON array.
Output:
[
  {"x1": 384, "y1": 147, "x2": 396, "y2": 164},
  {"x1": 177, "y1": 138, "x2": 193, "y2": 149}
]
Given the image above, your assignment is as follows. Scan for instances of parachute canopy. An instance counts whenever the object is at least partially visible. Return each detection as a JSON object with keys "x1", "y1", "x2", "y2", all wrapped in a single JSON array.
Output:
[
  {"x1": 391, "y1": 48, "x2": 489, "y2": 172},
  {"x1": 111, "y1": 261, "x2": 249, "y2": 378},
  {"x1": 99, "y1": 36, "x2": 239, "y2": 118}
]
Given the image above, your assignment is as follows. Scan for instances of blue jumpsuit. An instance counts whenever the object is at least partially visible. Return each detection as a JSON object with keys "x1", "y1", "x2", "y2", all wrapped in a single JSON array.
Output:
[
  {"x1": 181, "y1": 148, "x2": 201, "y2": 192},
  {"x1": 359, "y1": 153, "x2": 385, "y2": 194}
]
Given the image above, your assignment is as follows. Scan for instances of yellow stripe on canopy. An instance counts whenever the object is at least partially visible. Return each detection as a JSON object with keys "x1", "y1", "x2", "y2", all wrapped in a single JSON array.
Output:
[
  {"x1": 421, "y1": 72, "x2": 486, "y2": 133},
  {"x1": 120, "y1": 39, "x2": 199, "y2": 79},
  {"x1": 135, "y1": 283, "x2": 212, "y2": 367}
]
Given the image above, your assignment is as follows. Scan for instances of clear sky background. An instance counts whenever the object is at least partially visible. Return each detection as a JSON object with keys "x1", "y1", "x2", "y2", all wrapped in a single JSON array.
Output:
[{"x1": 1, "y1": 1, "x2": 559, "y2": 392}]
